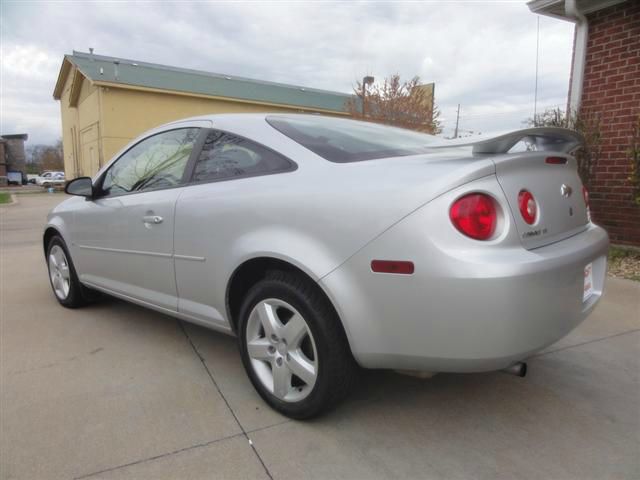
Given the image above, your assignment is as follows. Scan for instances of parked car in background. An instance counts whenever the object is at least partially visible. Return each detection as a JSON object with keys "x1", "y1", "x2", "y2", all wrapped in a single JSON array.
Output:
[
  {"x1": 36, "y1": 171, "x2": 65, "y2": 187},
  {"x1": 43, "y1": 114, "x2": 608, "y2": 418}
]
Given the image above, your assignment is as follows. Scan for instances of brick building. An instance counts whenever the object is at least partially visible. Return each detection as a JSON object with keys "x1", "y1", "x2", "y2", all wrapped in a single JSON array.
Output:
[
  {"x1": 0, "y1": 141, "x2": 5, "y2": 186},
  {"x1": 0, "y1": 134, "x2": 28, "y2": 186},
  {"x1": 529, "y1": 0, "x2": 640, "y2": 246}
]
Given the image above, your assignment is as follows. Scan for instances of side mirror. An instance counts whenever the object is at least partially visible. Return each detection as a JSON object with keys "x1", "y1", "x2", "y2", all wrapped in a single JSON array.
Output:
[{"x1": 65, "y1": 177, "x2": 94, "y2": 198}]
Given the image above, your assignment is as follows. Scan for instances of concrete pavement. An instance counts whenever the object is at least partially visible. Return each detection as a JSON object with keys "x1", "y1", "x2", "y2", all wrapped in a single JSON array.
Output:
[{"x1": 1, "y1": 194, "x2": 638, "y2": 480}]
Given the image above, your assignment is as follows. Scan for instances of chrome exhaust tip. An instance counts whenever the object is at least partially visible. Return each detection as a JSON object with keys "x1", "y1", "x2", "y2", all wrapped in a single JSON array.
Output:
[{"x1": 502, "y1": 362, "x2": 527, "y2": 377}]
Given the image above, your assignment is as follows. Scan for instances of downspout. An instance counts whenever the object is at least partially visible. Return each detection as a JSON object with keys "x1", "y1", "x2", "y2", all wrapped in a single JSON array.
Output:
[{"x1": 565, "y1": 0, "x2": 588, "y2": 116}]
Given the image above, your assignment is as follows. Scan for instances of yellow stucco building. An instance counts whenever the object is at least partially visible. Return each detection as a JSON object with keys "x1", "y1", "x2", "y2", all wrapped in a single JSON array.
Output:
[{"x1": 53, "y1": 51, "x2": 354, "y2": 178}]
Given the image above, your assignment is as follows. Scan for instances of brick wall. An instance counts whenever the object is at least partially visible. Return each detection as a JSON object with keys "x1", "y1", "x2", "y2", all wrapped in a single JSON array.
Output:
[
  {"x1": 581, "y1": 0, "x2": 640, "y2": 246},
  {"x1": 3, "y1": 137, "x2": 27, "y2": 173}
]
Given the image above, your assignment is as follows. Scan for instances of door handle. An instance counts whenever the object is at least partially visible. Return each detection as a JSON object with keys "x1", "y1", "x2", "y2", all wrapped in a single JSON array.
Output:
[{"x1": 143, "y1": 215, "x2": 163, "y2": 224}]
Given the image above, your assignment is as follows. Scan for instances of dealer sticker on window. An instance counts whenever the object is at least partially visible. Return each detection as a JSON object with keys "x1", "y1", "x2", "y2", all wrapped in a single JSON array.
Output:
[{"x1": 583, "y1": 263, "x2": 594, "y2": 302}]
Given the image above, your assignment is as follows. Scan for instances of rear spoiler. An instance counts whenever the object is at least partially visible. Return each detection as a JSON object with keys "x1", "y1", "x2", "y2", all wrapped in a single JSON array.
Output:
[{"x1": 430, "y1": 127, "x2": 585, "y2": 154}]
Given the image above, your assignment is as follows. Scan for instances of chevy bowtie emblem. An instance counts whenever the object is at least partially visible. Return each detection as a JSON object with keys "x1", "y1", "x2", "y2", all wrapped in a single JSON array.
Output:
[{"x1": 560, "y1": 184, "x2": 573, "y2": 198}]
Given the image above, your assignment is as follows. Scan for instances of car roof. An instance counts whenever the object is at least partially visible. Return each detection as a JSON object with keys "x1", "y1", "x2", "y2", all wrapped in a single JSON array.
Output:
[{"x1": 162, "y1": 112, "x2": 346, "y2": 130}]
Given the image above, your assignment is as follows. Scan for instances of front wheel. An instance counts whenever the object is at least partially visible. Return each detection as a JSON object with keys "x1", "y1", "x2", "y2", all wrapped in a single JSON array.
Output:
[
  {"x1": 238, "y1": 271, "x2": 357, "y2": 419},
  {"x1": 46, "y1": 235, "x2": 93, "y2": 308}
]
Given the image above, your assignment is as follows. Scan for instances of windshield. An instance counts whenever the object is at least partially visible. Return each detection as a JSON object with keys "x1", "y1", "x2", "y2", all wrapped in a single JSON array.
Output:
[{"x1": 266, "y1": 115, "x2": 436, "y2": 163}]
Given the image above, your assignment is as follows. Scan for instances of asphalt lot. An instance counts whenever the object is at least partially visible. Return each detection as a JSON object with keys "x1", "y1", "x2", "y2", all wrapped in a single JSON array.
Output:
[{"x1": 1, "y1": 194, "x2": 639, "y2": 480}]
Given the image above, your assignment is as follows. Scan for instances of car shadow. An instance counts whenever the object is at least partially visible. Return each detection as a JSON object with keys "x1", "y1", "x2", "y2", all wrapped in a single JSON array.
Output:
[{"x1": 86, "y1": 294, "x2": 570, "y2": 429}]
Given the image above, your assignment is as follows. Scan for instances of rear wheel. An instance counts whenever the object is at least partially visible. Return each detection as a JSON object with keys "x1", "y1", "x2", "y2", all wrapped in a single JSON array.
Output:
[
  {"x1": 238, "y1": 271, "x2": 356, "y2": 419},
  {"x1": 46, "y1": 236, "x2": 95, "y2": 308}
]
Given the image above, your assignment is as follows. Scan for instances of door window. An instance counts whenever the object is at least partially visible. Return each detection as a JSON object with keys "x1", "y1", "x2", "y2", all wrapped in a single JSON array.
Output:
[
  {"x1": 191, "y1": 130, "x2": 293, "y2": 183},
  {"x1": 101, "y1": 128, "x2": 200, "y2": 196}
]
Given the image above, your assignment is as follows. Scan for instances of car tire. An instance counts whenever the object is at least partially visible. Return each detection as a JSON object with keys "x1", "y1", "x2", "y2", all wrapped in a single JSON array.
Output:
[
  {"x1": 238, "y1": 270, "x2": 357, "y2": 419},
  {"x1": 46, "y1": 235, "x2": 96, "y2": 308}
]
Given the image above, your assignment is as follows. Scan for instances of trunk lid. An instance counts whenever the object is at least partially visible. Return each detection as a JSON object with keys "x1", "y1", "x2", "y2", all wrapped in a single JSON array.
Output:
[
  {"x1": 430, "y1": 127, "x2": 589, "y2": 250},
  {"x1": 493, "y1": 153, "x2": 589, "y2": 249}
]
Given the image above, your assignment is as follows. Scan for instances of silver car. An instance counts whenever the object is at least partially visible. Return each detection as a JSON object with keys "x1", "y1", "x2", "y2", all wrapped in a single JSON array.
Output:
[
  {"x1": 36, "y1": 170, "x2": 65, "y2": 187},
  {"x1": 44, "y1": 114, "x2": 608, "y2": 418}
]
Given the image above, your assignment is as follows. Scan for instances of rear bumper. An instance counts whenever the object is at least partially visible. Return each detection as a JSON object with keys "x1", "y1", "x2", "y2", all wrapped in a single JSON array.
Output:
[{"x1": 321, "y1": 223, "x2": 609, "y2": 373}]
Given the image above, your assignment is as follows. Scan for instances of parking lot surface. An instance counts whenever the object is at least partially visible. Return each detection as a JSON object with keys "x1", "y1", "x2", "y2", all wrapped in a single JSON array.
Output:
[{"x1": 1, "y1": 194, "x2": 639, "y2": 480}]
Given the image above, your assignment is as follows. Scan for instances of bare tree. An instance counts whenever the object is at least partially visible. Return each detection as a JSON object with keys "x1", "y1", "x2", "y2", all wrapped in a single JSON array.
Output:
[
  {"x1": 526, "y1": 107, "x2": 602, "y2": 188},
  {"x1": 26, "y1": 140, "x2": 64, "y2": 173},
  {"x1": 346, "y1": 74, "x2": 442, "y2": 134},
  {"x1": 528, "y1": 106, "x2": 566, "y2": 128}
]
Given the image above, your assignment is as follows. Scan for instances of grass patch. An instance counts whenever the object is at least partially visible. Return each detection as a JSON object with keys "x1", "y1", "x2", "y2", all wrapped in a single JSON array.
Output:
[
  {"x1": 608, "y1": 245, "x2": 640, "y2": 282},
  {"x1": 0, "y1": 192, "x2": 11, "y2": 204}
]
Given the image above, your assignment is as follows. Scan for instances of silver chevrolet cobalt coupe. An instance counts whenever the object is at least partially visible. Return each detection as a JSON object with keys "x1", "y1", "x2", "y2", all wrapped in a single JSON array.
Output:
[{"x1": 45, "y1": 114, "x2": 608, "y2": 418}]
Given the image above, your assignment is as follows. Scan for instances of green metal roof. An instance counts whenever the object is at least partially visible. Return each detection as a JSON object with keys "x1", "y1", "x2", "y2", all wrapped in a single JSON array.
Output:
[{"x1": 64, "y1": 51, "x2": 355, "y2": 113}]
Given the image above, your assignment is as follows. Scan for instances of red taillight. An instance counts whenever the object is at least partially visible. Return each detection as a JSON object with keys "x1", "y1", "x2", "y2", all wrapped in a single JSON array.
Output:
[
  {"x1": 449, "y1": 193, "x2": 497, "y2": 240},
  {"x1": 518, "y1": 190, "x2": 537, "y2": 225}
]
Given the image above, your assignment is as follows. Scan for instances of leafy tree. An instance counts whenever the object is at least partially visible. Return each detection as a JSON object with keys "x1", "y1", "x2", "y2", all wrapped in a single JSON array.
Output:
[{"x1": 346, "y1": 74, "x2": 441, "y2": 134}]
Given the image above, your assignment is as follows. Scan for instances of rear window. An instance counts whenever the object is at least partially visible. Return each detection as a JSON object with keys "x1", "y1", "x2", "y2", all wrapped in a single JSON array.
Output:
[
  {"x1": 192, "y1": 130, "x2": 294, "y2": 183},
  {"x1": 266, "y1": 115, "x2": 436, "y2": 163}
]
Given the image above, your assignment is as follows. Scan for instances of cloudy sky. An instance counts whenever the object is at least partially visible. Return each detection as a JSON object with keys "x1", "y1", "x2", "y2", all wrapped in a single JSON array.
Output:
[{"x1": 1, "y1": 0, "x2": 575, "y2": 145}]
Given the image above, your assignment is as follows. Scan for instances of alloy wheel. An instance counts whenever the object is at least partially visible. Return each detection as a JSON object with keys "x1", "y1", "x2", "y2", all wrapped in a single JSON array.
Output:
[
  {"x1": 48, "y1": 245, "x2": 71, "y2": 300},
  {"x1": 245, "y1": 298, "x2": 318, "y2": 402}
]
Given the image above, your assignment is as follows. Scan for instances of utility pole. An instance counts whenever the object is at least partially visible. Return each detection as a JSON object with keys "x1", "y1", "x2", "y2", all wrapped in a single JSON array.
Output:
[
  {"x1": 453, "y1": 104, "x2": 461, "y2": 138},
  {"x1": 362, "y1": 76, "x2": 375, "y2": 117},
  {"x1": 362, "y1": 83, "x2": 366, "y2": 117}
]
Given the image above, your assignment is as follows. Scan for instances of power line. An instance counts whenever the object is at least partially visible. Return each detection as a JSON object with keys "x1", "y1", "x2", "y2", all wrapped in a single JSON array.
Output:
[{"x1": 534, "y1": 16, "x2": 540, "y2": 121}]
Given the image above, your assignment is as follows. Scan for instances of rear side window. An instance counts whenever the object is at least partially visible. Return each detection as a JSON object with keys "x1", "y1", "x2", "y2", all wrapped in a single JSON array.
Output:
[
  {"x1": 191, "y1": 130, "x2": 293, "y2": 183},
  {"x1": 266, "y1": 115, "x2": 436, "y2": 163}
]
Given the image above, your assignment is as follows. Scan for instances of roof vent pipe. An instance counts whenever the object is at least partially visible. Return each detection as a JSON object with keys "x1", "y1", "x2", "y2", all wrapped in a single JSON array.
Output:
[
  {"x1": 565, "y1": 0, "x2": 588, "y2": 116},
  {"x1": 114, "y1": 60, "x2": 120, "y2": 80}
]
